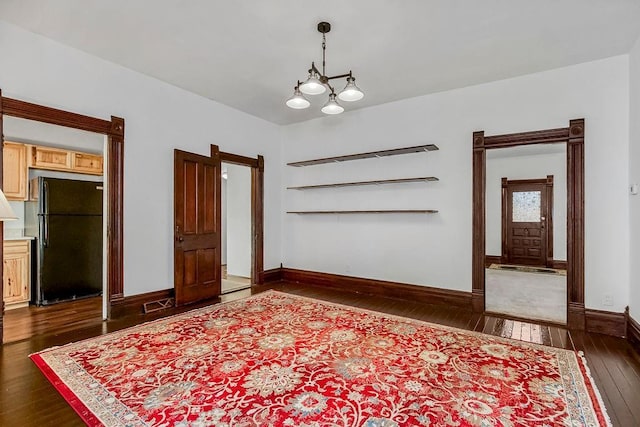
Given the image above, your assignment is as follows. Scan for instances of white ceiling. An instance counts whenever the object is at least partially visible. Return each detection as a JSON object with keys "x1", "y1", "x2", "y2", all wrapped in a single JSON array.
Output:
[{"x1": 1, "y1": 0, "x2": 639, "y2": 125}]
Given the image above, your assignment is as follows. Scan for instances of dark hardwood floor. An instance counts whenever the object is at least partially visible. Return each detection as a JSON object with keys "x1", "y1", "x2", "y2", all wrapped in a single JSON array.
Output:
[
  {"x1": 3, "y1": 296, "x2": 104, "y2": 343},
  {"x1": 1, "y1": 282, "x2": 639, "y2": 426}
]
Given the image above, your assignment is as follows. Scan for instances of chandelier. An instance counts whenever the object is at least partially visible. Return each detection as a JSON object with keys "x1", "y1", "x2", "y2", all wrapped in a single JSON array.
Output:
[{"x1": 286, "y1": 22, "x2": 364, "y2": 115}]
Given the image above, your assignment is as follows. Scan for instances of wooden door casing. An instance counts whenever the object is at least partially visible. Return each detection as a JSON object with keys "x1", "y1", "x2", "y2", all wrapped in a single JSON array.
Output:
[
  {"x1": 174, "y1": 148, "x2": 221, "y2": 306},
  {"x1": 218, "y1": 151, "x2": 265, "y2": 285},
  {"x1": 0, "y1": 93, "x2": 125, "y2": 344}
]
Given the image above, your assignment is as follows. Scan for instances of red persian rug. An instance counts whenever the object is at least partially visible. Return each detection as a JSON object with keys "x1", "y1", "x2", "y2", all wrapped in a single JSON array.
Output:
[{"x1": 31, "y1": 291, "x2": 610, "y2": 426}]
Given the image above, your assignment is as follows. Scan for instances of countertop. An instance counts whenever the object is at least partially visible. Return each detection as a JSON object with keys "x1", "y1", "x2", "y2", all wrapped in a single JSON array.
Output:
[{"x1": 4, "y1": 236, "x2": 35, "y2": 241}]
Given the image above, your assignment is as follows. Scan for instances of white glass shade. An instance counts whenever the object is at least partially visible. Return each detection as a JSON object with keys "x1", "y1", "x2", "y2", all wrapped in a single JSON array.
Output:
[
  {"x1": 337, "y1": 77, "x2": 364, "y2": 102},
  {"x1": 321, "y1": 93, "x2": 344, "y2": 115},
  {"x1": 0, "y1": 189, "x2": 17, "y2": 220},
  {"x1": 286, "y1": 88, "x2": 311, "y2": 109},
  {"x1": 299, "y1": 74, "x2": 326, "y2": 95}
]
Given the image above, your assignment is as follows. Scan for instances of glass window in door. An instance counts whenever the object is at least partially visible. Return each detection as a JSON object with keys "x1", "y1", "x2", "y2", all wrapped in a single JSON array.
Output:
[{"x1": 512, "y1": 191, "x2": 541, "y2": 222}]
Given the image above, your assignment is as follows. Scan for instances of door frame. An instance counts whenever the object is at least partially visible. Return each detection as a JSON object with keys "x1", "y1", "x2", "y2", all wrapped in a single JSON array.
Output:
[
  {"x1": 218, "y1": 150, "x2": 265, "y2": 285},
  {"x1": 501, "y1": 176, "x2": 554, "y2": 267},
  {"x1": 472, "y1": 119, "x2": 585, "y2": 329},
  {"x1": 0, "y1": 91, "x2": 125, "y2": 342}
]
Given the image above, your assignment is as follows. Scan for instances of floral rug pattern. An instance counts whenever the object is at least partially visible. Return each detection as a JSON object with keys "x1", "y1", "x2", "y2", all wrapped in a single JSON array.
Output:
[{"x1": 31, "y1": 290, "x2": 610, "y2": 426}]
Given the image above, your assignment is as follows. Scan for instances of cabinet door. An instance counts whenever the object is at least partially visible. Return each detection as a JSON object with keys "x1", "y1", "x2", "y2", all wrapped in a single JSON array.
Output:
[
  {"x1": 3, "y1": 241, "x2": 30, "y2": 307},
  {"x1": 72, "y1": 152, "x2": 103, "y2": 175},
  {"x1": 2, "y1": 141, "x2": 28, "y2": 200},
  {"x1": 31, "y1": 146, "x2": 73, "y2": 171}
]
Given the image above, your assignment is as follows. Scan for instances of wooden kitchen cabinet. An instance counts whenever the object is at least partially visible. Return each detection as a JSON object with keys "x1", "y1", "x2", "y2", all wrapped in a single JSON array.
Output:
[
  {"x1": 30, "y1": 145, "x2": 73, "y2": 171},
  {"x1": 72, "y1": 152, "x2": 103, "y2": 175},
  {"x1": 30, "y1": 145, "x2": 103, "y2": 176},
  {"x1": 3, "y1": 240, "x2": 31, "y2": 310},
  {"x1": 2, "y1": 141, "x2": 28, "y2": 200}
]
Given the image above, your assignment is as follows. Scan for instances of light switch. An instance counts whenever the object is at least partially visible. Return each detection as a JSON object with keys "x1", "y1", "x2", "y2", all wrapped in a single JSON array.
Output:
[{"x1": 631, "y1": 184, "x2": 639, "y2": 195}]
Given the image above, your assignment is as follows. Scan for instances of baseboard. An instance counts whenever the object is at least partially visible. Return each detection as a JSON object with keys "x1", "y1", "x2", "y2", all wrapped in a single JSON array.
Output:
[
  {"x1": 627, "y1": 312, "x2": 640, "y2": 358},
  {"x1": 551, "y1": 260, "x2": 568, "y2": 270},
  {"x1": 110, "y1": 289, "x2": 174, "y2": 318},
  {"x1": 585, "y1": 308, "x2": 626, "y2": 338},
  {"x1": 567, "y1": 302, "x2": 586, "y2": 331},
  {"x1": 472, "y1": 289, "x2": 485, "y2": 312},
  {"x1": 248, "y1": 266, "x2": 634, "y2": 340},
  {"x1": 281, "y1": 268, "x2": 472, "y2": 308},
  {"x1": 262, "y1": 267, "x2": 283, "y2": 284}
]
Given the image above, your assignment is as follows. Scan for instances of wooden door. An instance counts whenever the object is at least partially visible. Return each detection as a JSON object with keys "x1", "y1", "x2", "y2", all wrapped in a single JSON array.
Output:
[
  {"x1": 174, "y1": 147, "x2": 221, "y2": 306},
  {"x1": 503, "y1": 177, "x2": 553, "y2": 266}
]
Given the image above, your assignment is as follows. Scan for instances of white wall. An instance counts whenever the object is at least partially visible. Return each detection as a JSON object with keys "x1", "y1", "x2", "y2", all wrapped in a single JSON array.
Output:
[
  {"x1": 486, "y1": 147, "x2": 567, "y2": 260},
  {"x1": 4, "y1": 201, "x2": 24, "y2": 238},
  {"x1": 225, "y1": 163, "x2": 252, "y2": 278},
  {"x1": 282, "y1": 55, "x2": 630, "y2": 312},
  {"x1": 0, "y1": 20, "x2": 282, "y2": 296},
  {"x1": 629, "y1": 35, "x2": 640, "y2": 321},
  {"x1": 221, "y1": 177, "x2": 227, "y2": 265}
]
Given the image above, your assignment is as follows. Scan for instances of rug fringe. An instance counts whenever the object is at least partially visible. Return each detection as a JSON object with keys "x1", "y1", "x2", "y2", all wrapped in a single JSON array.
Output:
[
  {"x1": 29, "y1": 345, "x2": 62, "y2": 357},
  {"x1": 576, "y1": 351, "x2": 613, "y2": 426}
]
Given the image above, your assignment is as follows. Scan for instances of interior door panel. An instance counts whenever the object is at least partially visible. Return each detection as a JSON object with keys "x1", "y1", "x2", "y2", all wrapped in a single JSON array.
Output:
[{"x1": 174, "y1": 147, "x2": 221, "y2": 306}]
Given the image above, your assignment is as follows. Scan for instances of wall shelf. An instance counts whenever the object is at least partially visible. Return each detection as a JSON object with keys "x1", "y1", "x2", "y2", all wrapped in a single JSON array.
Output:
[
  {"x1": 287, "y1": 144, "x2": 439, "y2": 167},
  {"x1": 287, "y1": 176, "x2": 438, "y2": 190},
  {"x1": 287, "y1": 210, "x2": 439, "y2": 214}
]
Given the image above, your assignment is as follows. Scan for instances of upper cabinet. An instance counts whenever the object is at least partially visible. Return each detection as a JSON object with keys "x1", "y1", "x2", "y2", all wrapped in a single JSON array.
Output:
[
  {"x1": 3, "y1": 141, "x2": 28, "y2": 200},
  {"x1": 71, "y1": 152, "x2": 103, "y2": 175},
  {"x1": 30, "y1": 145, "x2": 72, "y2": 171},
  {"x1": 2, "y1": 142, "x2": 104, "y2": 202},
  {"x1": 29, "y1": 145, "x2": 103, "y2": 176}
]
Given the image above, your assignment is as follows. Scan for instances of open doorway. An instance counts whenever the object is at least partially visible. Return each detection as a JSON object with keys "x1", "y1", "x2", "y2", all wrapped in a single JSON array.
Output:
[
  {"x1": 2, "y1": 116, "x2": 106, "y2": 343},
  {"x1": 0, "y1": 95, "x2": 124, "y2": 345},
  {"x1": 484, "y1": 144, "x2": 567, "y2": 325},
  {"x1": 221, "y1": 162, "x2": 252, "y2": 294}
]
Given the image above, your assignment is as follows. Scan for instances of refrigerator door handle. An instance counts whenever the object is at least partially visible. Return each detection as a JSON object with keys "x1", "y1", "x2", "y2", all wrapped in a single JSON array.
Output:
[
  {"x1": 43, "y1": 181, "x2": 49, "y2": 247},
  {"x1": 43, "y1": 216, "x2": 49, "y2": 247}
]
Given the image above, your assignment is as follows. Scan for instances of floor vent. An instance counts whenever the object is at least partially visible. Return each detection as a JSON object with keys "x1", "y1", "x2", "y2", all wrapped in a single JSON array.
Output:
[{"x1": 143, "y1": 297, "x2": 175, "y2": 314}]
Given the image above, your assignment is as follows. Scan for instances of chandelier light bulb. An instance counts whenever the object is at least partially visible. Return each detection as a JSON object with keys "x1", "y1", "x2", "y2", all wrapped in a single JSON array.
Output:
[
  {"x1": 286, "y1": 87, "x2": 311, "y2": 109},
  {"x1": 299, "y1": 72, "x2": 326, "y2": 95},
  {"x1": 321, "y1": 93, "x2": 344, "y2": 115},
  {"x1": 337, "y1": 77, "x2": 364, "y2": 102}
]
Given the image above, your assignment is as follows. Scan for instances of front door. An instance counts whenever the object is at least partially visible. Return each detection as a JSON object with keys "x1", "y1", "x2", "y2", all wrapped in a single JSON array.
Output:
[
  {"x1": 503, "y1": 177, "x2": 553, "y2": 266},
  {"x1": 174, "y1": 147, "x2": 221, "y2": 306}
]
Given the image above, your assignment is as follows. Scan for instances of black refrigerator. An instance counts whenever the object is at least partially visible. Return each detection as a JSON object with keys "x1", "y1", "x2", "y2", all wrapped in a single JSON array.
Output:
[{"x1": 25, "y1": 177, "x2": 103, "y2": 305}]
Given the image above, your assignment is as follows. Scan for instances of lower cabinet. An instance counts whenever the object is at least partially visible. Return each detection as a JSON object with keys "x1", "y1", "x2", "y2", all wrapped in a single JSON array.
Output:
[{"x1": 3, "y1": 240, "x2": 31, "y2": 310}]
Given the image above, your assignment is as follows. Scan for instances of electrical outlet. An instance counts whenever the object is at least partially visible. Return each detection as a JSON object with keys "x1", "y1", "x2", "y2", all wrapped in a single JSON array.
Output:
[{"x1": 603, "y1": 294, "x2": 613, "y2": 306}]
